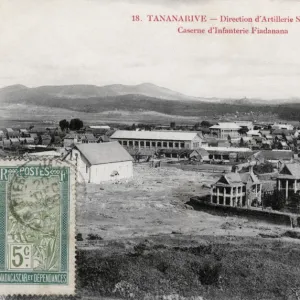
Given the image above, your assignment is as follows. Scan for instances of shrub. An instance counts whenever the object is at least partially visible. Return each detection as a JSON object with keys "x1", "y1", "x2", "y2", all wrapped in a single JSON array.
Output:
[
  {"x1": 253, "y1": 162, "x2": 274, "y2": 174},
  {"x1": 262, "y1": 190, "x2": 286, "y2": 210},
  {"x1": 86, "y1": 233, "x2": 103, "y2": 241},
  {"x1": 76, "y1": 233, "x2": 83, "y2": 241},
  {"x1": 192, "y1": 260, "x2": 222, "y2": 285}
]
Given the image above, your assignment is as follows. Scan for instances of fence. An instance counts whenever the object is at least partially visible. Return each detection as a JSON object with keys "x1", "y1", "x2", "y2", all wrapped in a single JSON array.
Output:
[{"x1": 189, "y1": 196, "x2": 299, "y2": 228}]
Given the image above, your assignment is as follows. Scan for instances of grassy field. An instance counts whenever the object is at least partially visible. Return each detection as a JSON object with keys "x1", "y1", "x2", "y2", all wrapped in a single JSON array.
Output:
[
  {"x1": 77, "y1": 164, "x2": 289, "y2": 241},
  {"x1": 6, "y1": 164, "x2": 300, "y2": 300}
]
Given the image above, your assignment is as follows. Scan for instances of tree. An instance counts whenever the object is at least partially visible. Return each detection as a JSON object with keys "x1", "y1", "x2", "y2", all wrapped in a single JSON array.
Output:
[
  {"x1": 69, "y1": 118, "x2": 83, "y2": 131},
  {"x1": 59, "y1": 119, "x2": 69, "y2": 131},
  {"x1": 194, "y1": 122, "x2": 201, "y2": 130},
  {"x1": 238, "y1": 127, "x2": 248, "y2": 135},
  {"x1": 200, "y1": 120, "x2": 212, "y2": 128},
  {"x1": 239, "y1": 137, "x2": 245, "y2": 147},
  {"x1": 170, "y1": 122, "x2": 176, "y2": 129},
  {"x1": 227, "y1": 135, "x2": 231, "y2": 143},
  {"x1": 262, "y1": 190, "x2": 286, "y2": 210}
]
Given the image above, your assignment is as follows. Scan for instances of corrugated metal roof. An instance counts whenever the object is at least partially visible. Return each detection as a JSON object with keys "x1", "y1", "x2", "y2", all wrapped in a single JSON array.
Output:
[
  {"x1": 203, "y1": 146, "x2": 251, "y2": 152},
  {"x1": 75, "y1": 142, "x2": 133, "y2": 165},
  {"x1": 261, "y1": 150, "x2": 293, "y2": 161},
  {"x1": 210, "y1": 123, "x2": 241, "y2": 129},
  {"x1": 110, "y1": 130, "x2": 199, "y2": 141}
]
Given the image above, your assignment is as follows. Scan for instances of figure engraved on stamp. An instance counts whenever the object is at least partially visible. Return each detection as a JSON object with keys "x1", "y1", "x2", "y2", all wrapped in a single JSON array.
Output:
[{"x1": 9, "y1": 173, "x2": 62, "y2": 272}]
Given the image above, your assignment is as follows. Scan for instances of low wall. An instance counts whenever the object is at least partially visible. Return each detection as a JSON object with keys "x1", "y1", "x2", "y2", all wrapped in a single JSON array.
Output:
[{"x1": 189, "y1": 196, "x2": 299, "y2": 228}]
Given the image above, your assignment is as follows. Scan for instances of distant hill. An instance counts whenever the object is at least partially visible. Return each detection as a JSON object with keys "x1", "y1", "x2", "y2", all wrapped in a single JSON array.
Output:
[
  {"x1": 0, "y1": 83, "x2": 299, "y2": 121},
  {"x1": 32, "y1": 83, "x2": 202, "y2": 101}
]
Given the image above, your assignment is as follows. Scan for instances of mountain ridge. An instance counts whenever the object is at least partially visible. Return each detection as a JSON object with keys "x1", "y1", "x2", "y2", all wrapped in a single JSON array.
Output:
[{"x1": 0, "y1": 83, "x2": 298, "y2": 104}]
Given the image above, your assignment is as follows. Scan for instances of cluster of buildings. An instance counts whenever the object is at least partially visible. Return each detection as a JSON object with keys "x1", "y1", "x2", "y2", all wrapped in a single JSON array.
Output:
[
  {"x1": 0, "y1": 127, "x2": 58, "y2": 150},
  {"x1": 5, "y1": 120, "x2": 298, "y2": 213}
]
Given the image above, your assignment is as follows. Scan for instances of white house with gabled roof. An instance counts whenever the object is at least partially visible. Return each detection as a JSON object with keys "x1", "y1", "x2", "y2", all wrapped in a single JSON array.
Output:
[{"x1": 68, "y1": 142, "x2": 133, "y2": 183}]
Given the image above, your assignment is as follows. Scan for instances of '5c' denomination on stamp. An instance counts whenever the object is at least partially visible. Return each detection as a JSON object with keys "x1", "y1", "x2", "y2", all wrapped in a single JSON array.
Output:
[{"x1": 0, "y1": 158, "x2": 76, "y2": 295}]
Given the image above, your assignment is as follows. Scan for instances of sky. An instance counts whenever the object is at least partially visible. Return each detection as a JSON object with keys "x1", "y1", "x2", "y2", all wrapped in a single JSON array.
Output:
[{"x1": 0, "y1": 0, "x2": 300, "y2": 99}]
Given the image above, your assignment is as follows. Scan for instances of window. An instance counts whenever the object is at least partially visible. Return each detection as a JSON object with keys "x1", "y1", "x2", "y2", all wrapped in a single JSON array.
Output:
[
  {"x1": 175, "y1": 142, "x2": 179, "y2": 148},
  {"x1": 157, "y1": 142, "x2": 162, "y2": 147},
  {"x1": 193, "y1": 142, "x2": 199, "y2": 148},
  {"x1": 129, "y1": 141, "x2": 133, "y2": 146},
  {"x1": 219, "y1": 197, "x2": 224, "y2": 205},
  {"x1": 135, "y1": 141, "x2": 139, "y2": 146},
  {"x1": 169, "y1": 142, "x2": 173, "y2": 148},
  {"x1": 163, "y1": 142, "x2": 168, "y2": 147},
  {"x1": 146, "y1": 141, "x2": 150, "y2": 147},
  {"x1": 151, "y1": 141, "x2": 156, "y2": 147},
  {"x1": 212, "y1": 196, "x2": 217, "y2": 204},
  {"x1": 140, "y1": 141, "x2": 144, "y2": 147},
  {"x1": 180, "y1": 143, "x2": 185, "y2": 148},
  {"x1": 86, "y1": 165, "x2": 89, "y2": 174},
  {"x1": 123, "y1": 140, "x2": 128, "y2": 146},
  {"x1": 225, "y1": 197, "x2": 231, "y2": 205}
]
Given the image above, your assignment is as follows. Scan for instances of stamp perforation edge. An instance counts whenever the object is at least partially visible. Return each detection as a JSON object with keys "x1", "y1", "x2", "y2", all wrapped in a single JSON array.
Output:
[{"x1": 0, "y1": 156, "x2": 76, "y2": 296}]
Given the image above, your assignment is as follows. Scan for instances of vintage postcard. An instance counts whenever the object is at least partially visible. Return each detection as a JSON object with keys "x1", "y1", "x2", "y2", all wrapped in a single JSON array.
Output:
[
  {"x1": 0, "y1": 159, "x2": 76, "y2": 295},
  {"x1": 1, "y1": 0, "x2": 300, "y2": 299}
]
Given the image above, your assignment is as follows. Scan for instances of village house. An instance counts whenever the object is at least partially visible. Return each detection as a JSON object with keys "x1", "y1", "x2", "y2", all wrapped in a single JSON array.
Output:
[
  {"x1": 277, "y1": 163, "x2": 300, "y2": 199},
  {"x1": 6, "y1": 128, "x2": 19, "y2": 138},
  {"x1": 87, "y1": 125, "x2": 111, "y2": 137},
  {"x1": 98, "y1": 135, "x2": 110, "y2": 143},
  {"x1": 110, "y1": 130, "x2": 204, "y2": 150},
  {"x1": 63, "y1": 133, "x2": 79, "y2": 147},
  {"x1": 234, "y1": 121, "x2": 254, "y2": 131},
  {"x1": 40, "y1": 134, "x2": 52, "y2": 146},
  {"x1": 211, "y1": 168, "x2": 262, "y2": 207},
  {"x1": 252, "y1": 150, "x2": 294, "y2": 169},
  {"x1": 69, "y1": 142, "x2": 133, "y2": 183},
  {"x1": 80, "y1": 133, "x2": 98, "y2": 144},
  {"x1": 189, "y1": 148, "x2": 210, "y2": 162},
  {"x1": 25, "y1": 137, "x2": 35, "y2": 145},
  {"x1": 2, "y1": 139, "x2": 10, "y2": 149},
  {"x1": 272, "y1": 123, "x2": 294, "y2": 131},
  {"x1": 29, "y1": 133, "x2": 39, "y2": 144},
  {"x1": 19, "y1": 129, "x2": 30, "y2": 137},
  {"x1": 202, "y1": 146, "x2": 252, "y2": 163},
  {"x1": 246, "y1": 130, "x2": 261, "y2": 138},
  {"x1": 209, "y1": 123, "x2": 241, "y2": 139},
  {"x1": 29, "y1": 127, "x2": 48, "y2": 135}
]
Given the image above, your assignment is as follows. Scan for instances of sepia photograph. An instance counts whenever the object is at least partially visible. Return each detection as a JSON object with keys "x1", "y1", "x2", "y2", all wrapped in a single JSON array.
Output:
[{"x1": 0, "y1": 0, "x2": 300, "y2": 299}]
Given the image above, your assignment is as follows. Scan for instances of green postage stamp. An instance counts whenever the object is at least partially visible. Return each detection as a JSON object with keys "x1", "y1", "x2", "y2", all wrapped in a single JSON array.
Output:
[{"x1": 0, "y1": 158, "x2": 76, "y2": 295}]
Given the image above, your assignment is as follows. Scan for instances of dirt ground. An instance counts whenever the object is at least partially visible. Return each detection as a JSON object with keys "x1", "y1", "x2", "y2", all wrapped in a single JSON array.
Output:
[{"x1": 77, "y1": 163, "x2": 292, "y2": 244}]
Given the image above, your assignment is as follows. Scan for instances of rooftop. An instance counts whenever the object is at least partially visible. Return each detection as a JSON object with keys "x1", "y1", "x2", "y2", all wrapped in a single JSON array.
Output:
[
  {"x1": 75, "y1": 142, "x2": 133, "y2": 165},
  {"x1": 203, "y1": 146, "x2": 252, "y2": 152},
  {"x1": 210, "y1": 123, "x2": 241, "y2": 130},
  {"x1": 110, "y1": 130, "x2": 201, "y2": 141},
  {"x1": 279, "y1": 163, "x2": 300, "y2": 178},
  {"x1": 260, "y1": 150, "x2": 293, "y2": 161}
]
